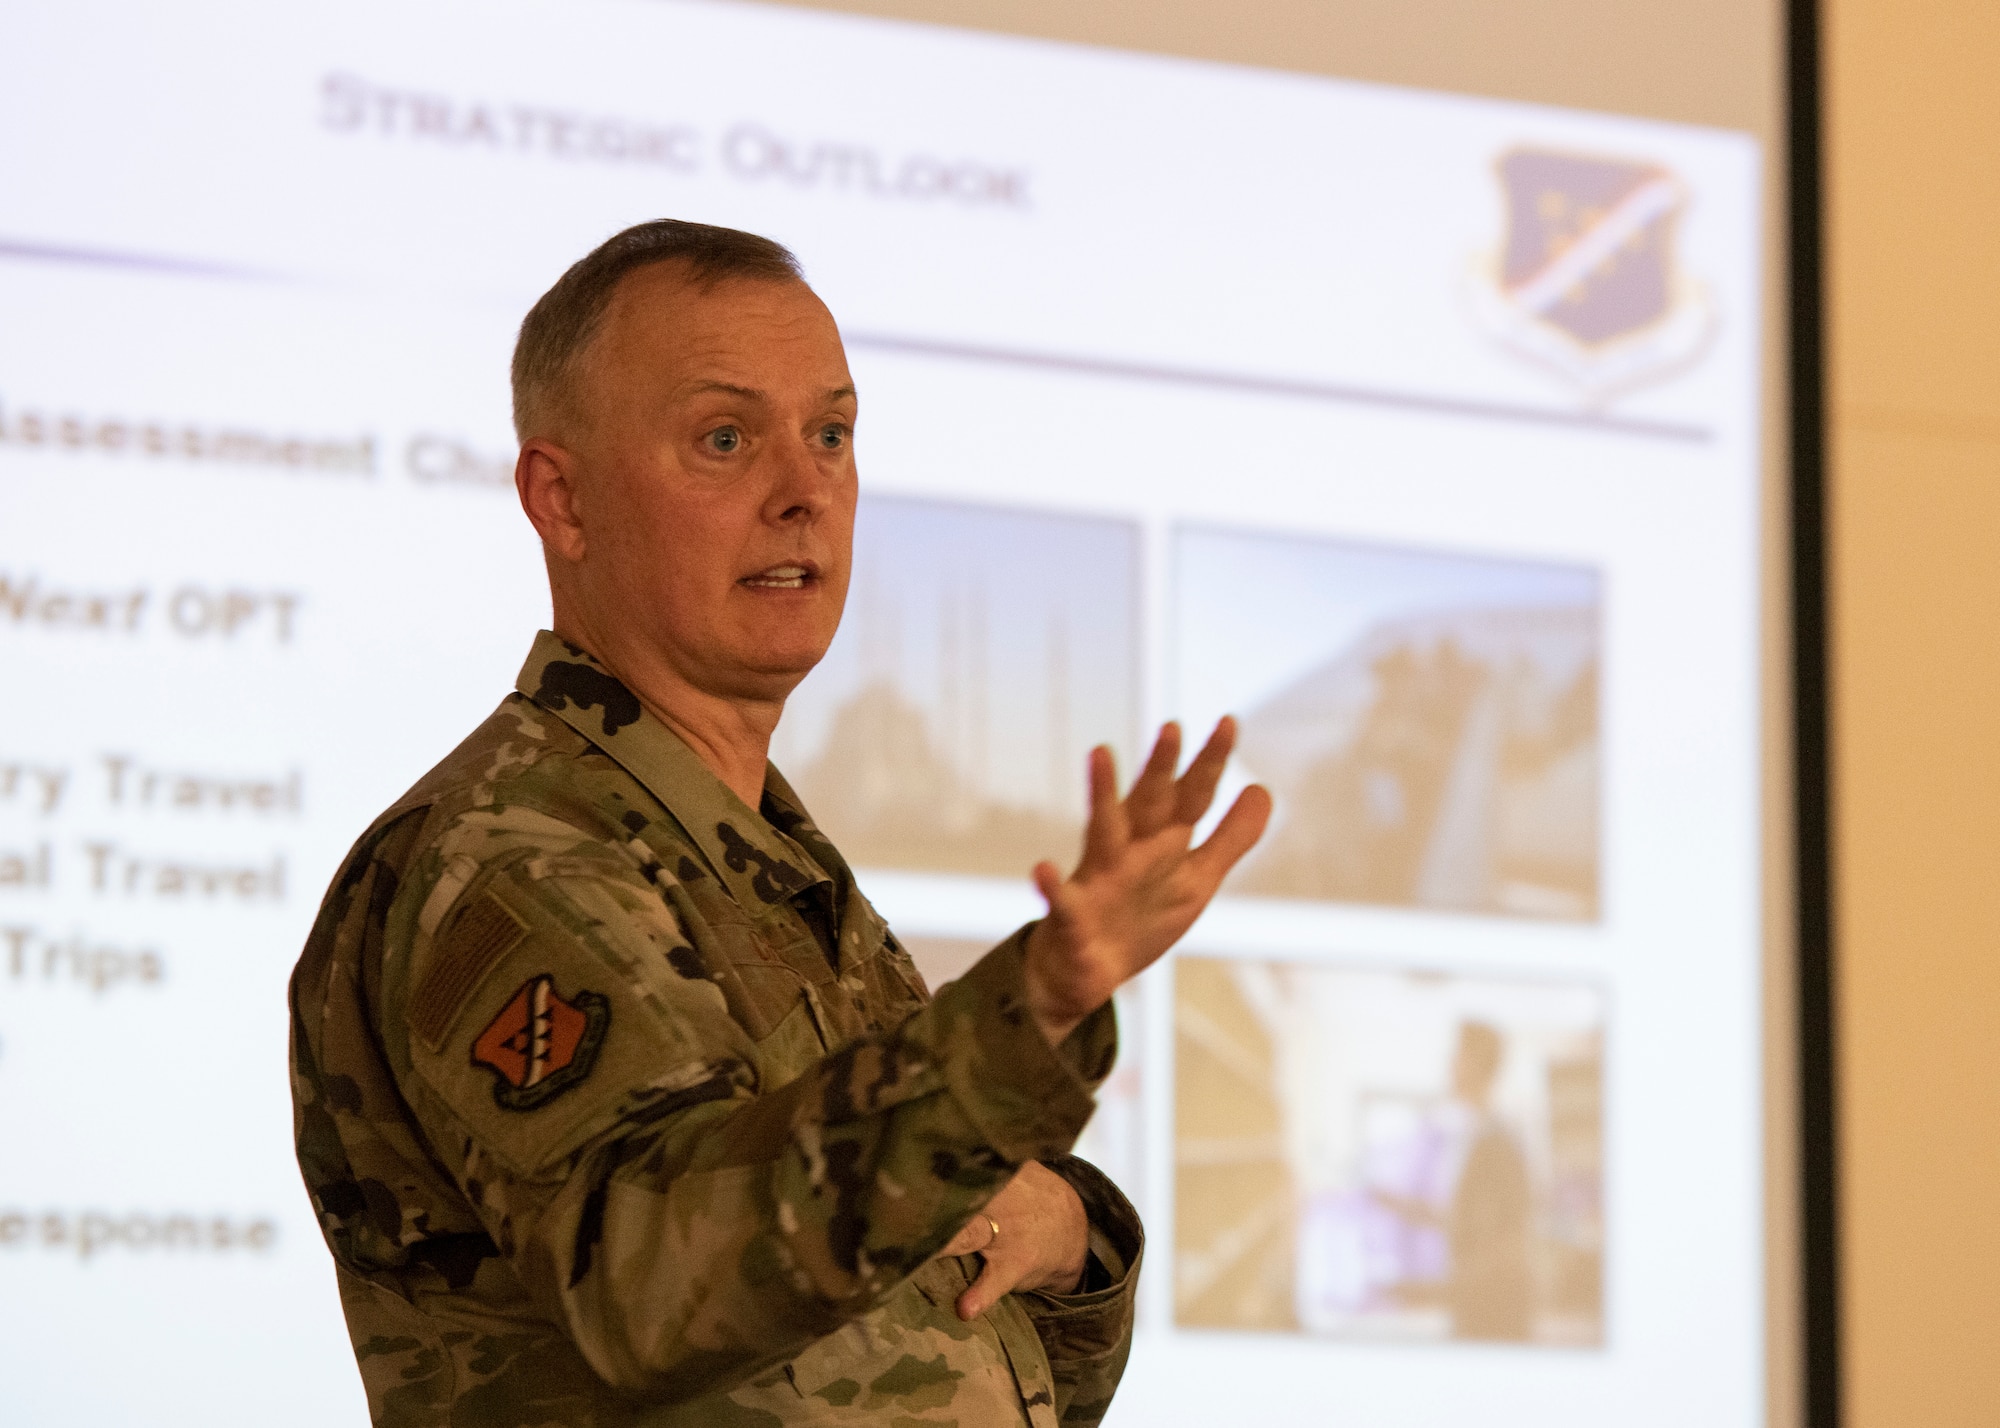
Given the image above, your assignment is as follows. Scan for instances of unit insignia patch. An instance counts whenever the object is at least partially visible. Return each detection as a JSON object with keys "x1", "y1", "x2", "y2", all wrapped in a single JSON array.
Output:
[{"x1": 471, "y1": 974, "x2": 610, "y2": 1111}]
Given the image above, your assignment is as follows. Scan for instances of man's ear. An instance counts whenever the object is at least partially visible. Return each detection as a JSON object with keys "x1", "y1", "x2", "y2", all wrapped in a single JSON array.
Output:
[{"x1": 516, "y1": 439, "x2": 587, "y2": 563}]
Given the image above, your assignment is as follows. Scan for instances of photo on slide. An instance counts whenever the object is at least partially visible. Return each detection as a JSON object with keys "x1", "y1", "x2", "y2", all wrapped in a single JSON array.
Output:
[
  {"x1": 1173, "y1": 954, "x2": 1605, "y2": 1346},
  {"x1": 1174, "y1": 526, "x2": 1602, "y2": 920},
  {"x1": 773, "y1": 493, "x2": 1140, "y2": 878}
]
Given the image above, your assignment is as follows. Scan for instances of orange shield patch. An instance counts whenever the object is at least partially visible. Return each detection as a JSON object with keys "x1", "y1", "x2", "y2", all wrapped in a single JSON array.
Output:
[{"x1": 470, "y1": 974, "x2": 610, "y2": 1111}]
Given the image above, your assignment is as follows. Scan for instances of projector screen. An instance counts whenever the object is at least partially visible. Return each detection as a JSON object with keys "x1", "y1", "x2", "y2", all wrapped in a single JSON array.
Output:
[{"x1": 0, "y1": 1, "x2": 1779, "y2": 1422}]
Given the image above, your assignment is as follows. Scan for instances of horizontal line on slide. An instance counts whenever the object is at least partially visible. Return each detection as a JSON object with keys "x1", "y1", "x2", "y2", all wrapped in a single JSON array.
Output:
[
  {"x1": 845, "y1": 330, "x2": 1714, "y2": 443},
  {"x1": 0, "y1": 235, "x2": 1713, "y2": 444},
  {"x1": 0, "y1": 236, "x2": 283, "y2": 283}
]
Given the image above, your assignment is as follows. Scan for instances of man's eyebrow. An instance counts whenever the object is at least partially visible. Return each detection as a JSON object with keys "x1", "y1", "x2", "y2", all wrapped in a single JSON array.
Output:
[
  {"x1": 685, "y1": 380, "x2": 766, "y2": 400},
  {"x1": 680, "y1": 381, "x2": 855, "y2": 404}
]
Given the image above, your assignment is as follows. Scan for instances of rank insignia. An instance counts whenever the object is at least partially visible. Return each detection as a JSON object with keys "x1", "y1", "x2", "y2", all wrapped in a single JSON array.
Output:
[{"x1": 471, "y1": 974, "x2": 609, "y2": 1111}]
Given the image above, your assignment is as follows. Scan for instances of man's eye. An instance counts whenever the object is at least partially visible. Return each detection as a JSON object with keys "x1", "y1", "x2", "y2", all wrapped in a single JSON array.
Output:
[
  {"x1": 706, "y1": 426, "x2": 742, "y2": 453},
  {"x1": 818, "y1": 424, "x2": 847, "y2": 449}
]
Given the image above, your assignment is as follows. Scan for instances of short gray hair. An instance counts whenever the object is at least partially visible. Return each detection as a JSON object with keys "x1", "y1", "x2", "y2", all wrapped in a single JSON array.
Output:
[{"x1": 511, "y1": 219, "x2": 803, "y2": 440}]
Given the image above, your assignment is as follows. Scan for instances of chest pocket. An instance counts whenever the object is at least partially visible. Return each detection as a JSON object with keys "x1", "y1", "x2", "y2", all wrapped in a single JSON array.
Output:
[
  {"x1": 657, "y1": 873, "x2": 832, "y2": 1055},
  {"x1": 648, "y1": 852, "x2": 928, "y2": 1085},
  {"x1": 816, "y1": 924, "x2": 930, "y2": 1044}
]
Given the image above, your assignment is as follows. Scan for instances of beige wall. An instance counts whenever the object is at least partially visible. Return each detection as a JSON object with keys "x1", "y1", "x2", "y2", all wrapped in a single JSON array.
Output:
[
  {"x1": 776, "y1": 0, "x2": 1772, "y2": 132},
  {"x1": 1826, "y1": 0, "x2": 2000, "y2": 1422}
]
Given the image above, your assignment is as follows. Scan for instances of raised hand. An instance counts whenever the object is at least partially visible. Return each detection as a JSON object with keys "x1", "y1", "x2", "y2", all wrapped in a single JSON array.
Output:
[{"x1": 1022, "y1": 719, "x2": 1271, "y2": 1045}]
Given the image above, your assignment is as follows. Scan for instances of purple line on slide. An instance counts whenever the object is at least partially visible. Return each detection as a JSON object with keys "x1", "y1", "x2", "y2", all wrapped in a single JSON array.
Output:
[
  {"x1": 843, "y1": 331, "x2": 1715, "y2": 444},
  {"x1": 0, "y1": 236, "x2": 286, "y2": 283},
  {"x1": 0, "y1": 233, "x2": 1712, "y2": 443}
]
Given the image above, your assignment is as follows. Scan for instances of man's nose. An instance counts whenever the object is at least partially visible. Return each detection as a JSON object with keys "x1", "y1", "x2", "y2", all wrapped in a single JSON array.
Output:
[{"x1": 764, "y1": 435, "x2": 837, "y2": 523}]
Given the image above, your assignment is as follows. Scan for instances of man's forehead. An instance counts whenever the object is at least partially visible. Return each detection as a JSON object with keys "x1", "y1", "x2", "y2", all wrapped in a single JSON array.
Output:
[
  {"x1": 598, "y1": 266, "x2": 849, "y2": 391},
  {"x1": 609, "y1": 266, "x2": 830, "y2": 343}
]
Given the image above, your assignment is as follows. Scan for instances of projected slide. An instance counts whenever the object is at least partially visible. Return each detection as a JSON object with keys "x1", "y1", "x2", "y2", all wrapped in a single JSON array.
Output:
[{"x1": 0, "y1": 1, "x2": 1767, "y2": 1425}]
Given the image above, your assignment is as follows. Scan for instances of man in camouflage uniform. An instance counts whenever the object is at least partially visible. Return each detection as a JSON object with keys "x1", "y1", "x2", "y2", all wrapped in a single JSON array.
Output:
[{"x1": 290, "y1": 220, "x2": 1270, "y2": 1427}]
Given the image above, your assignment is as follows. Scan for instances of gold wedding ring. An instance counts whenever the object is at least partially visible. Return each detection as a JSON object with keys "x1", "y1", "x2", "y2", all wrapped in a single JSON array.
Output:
[{"x1": 985, "y1": 1215, "x2": 1001, "y2": 1244}]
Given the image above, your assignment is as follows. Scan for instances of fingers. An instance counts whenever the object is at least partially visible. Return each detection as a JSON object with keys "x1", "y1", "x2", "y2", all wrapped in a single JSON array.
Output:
[
  {"x1": 1123, "y1": 723, "x2": 1183, "y2": 835},
  {"x1": 1172, "y1": 716, "x2": 1239, "y2": 827},
  {"x1": 1075, "y1": 745, "x2": 1126, "y2": 875},
  {"x1": 956, "y1": 1248, "x2": 1020, "y2": 1321},
  {"x1": 1187, "y1": 782, "x2": 1273, "y2": 886},
  {"x1": 948, "y1": 1163, "x2": 1090, "y2": 1319},
  {"x1": 940, "y1": 1218, "x2": 990, "y2": 1258},
  {"x1": 949, "y1": 1208, "x2": 1016, "y2": 1320},
  {"x1": 1090, "y1": 744, "x2": 1119, "y2": 812},
  {"x1": 1030, "y1": 859, "x2": 1064, "y2": 909}
]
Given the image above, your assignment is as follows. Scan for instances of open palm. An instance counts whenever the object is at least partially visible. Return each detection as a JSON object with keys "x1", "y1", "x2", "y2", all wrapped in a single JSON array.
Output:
[{"x1": 1023, "y1": 718, "x2": 1272, "y2": 1044}]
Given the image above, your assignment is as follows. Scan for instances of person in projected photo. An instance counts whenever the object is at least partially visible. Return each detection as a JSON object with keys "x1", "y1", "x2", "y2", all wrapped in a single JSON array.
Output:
[
  {"x1": 1372, "y1": 1020, "x2": 1534, "y2": 1341},
  {"x1": 288, "y1": 220, "x2": 1271, "y2": 1428}
]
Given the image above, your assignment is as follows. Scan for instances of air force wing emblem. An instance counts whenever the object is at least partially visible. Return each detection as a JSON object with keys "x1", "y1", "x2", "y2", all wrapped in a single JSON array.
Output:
[
  {"x1": 471, "y1": 974, "x2": 609, "y2": 1110},
  {"x1": 1469, "y1": 147, "x2": 1716, "y2": 406}
]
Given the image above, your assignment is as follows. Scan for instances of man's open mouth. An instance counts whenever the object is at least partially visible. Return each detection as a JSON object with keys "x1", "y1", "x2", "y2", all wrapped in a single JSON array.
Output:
[{"x1": 740, "y1": 564, "x2": 813, "y2": 590}]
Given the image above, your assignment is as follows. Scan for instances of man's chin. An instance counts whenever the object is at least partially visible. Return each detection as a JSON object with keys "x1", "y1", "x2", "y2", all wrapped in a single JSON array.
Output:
[
  {"x1": 635, "y1": 615, "x2": 839, "y2": 707},
  {"x1": 715, "y1": 640, "x2": 835, "y2": 698}
]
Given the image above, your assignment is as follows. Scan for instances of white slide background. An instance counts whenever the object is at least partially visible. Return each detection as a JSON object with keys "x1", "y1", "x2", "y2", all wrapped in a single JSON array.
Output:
[{"x1": 0, "y1": 2, "x2": 1764, "y2": 1424}]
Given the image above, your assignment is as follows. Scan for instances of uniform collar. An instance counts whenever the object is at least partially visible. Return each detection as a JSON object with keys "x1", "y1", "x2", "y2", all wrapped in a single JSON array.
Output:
[{"x1": 514, "y1": 630, "x2": 830, "y2": 912}]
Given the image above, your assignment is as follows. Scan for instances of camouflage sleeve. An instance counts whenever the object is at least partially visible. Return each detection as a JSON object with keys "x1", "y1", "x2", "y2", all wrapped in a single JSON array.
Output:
[
  {"x1": 1021, "y1": 1155, "x2": 1144, "y2": 1428},
  {"x1": 384, "y1": 836, "x2": 1114, "y2": 1403}
]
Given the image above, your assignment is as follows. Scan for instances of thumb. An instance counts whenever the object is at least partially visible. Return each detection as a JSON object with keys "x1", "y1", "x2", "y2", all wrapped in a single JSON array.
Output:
[{"x1": 956, "y1": 1256, "x2": 1008, "y2": 1321}]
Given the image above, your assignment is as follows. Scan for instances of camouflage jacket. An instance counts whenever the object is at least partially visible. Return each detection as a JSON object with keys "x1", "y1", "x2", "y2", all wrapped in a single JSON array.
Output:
[{"x1": 289, "y1": 631, "x2": 1141, "y2": 1428}]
